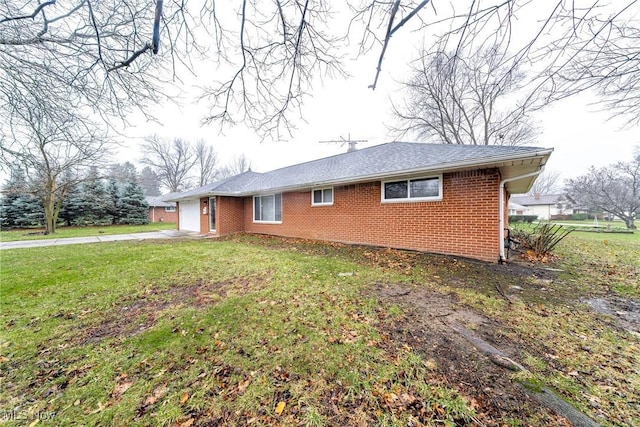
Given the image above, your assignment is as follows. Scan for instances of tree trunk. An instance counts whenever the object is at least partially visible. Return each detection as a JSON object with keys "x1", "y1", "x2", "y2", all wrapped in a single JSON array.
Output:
[
  {"x1": 43, "y1": 181, "x2": 57, "y2": 234},
  {"x1": 44, "y1": 200, "x2": 56, "y2": 234}
]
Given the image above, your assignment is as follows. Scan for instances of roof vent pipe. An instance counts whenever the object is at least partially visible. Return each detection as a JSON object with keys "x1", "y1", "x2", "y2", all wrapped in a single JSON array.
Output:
[{"x1": 499, "y1": 167, "x2": 545, "y2": 263}]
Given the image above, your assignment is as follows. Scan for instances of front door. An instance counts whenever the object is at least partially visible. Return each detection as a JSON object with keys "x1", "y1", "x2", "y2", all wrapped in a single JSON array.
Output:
[{"x1": 209, "y1": 197, "x2": 216, "y2": 232}]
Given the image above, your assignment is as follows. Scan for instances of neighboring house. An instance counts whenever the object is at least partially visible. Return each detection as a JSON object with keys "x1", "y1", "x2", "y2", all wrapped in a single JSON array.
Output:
[
  {"x1": 146, "y1": 196, "x2": 178, "y2": 223},
  {"x1": 508, "y1": 202, "x2": 532, "y2": 216},
  {"x1": 166, "y1": 142, "x2": 552, "y2": 263},
  {"x1": 509, "y1": 194, "x2": 575, "y2": 220}
]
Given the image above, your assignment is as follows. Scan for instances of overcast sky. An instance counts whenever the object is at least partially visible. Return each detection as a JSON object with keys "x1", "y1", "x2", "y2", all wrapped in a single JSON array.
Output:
[{"x1": 121, "y1": 2, "x2": 639, "y2": 186}]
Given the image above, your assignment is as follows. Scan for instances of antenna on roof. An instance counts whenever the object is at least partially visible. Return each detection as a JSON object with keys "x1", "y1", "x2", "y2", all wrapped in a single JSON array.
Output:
[{"x1": 319, "y1": 134, "x2": 367, "y2": 153}]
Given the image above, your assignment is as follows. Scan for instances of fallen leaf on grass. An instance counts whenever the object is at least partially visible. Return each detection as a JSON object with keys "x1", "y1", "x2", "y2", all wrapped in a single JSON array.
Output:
[
  {"x1": 136, "y1": 384, "x2": 169, "y2": 416},
  {"x1": 180, "y1": 392, "x2": 189, "y2": 404},
  {"x1": 179, "y1": 419, "x2": 194, "y2": 427},
  {"x1": 275, "y1": 401, "x2": 286, "y2": 415},
  {"x1": 89, "y1": 401, "x2": 108, "y2": 414},
  {"x1": 237, "y1": 378, "x2": 251, "y2": 394},
  {"x1": 113, "y1": 381, "x2": 133, "y2": 397},
  {"x1": 145, "y1": 384, "x2": 168, "y2": 405}
]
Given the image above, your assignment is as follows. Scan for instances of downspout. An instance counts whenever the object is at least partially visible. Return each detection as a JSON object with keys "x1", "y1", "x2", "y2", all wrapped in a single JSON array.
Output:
[{"x1": 499, "y1": 166, "x2": 545, "y2": 263}]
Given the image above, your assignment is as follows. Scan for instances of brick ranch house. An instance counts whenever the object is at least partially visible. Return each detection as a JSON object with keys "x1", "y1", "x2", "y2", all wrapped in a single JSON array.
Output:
[
  {"x1": 145, "y1": 196, "x2": 178, "y2": 223},
  {"x1": 167, "y1": 142, "x2": 552, "y2": 263}
]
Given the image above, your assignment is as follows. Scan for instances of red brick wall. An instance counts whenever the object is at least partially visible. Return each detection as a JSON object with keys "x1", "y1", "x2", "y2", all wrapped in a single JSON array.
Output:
[
  {"x1": 147, "y1": 207, "x2": 178, "y2": 223},
  {"x1": 216, "y1": 196, "x2": 245, "y2": 235},
  {"x1": 238, "y1": 169, "x2": 502, "y2": 262}
]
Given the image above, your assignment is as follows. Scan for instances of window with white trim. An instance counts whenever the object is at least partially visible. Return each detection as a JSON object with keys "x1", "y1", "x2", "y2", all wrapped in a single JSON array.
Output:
[
  {"x1": 253, "y1": 194, "x2": 282, "y2": 223},
  {"x1": 382, "y1": 176, "x2": 442, "y2": 202},
  {"x1": 312, "y1": 188, "x2": 333, "y2": 206},
  {"x1": 165, "y1": 206, "x2": 176, "y2": 212}
]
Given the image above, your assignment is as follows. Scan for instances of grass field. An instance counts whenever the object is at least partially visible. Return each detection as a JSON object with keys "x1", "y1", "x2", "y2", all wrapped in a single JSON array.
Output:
[
  {"x1": 0, "y1": 232, "x2": 638, "y2": 426},
  {"x1": 0, "y1": 223, "x2": 177, "y2": 242}
]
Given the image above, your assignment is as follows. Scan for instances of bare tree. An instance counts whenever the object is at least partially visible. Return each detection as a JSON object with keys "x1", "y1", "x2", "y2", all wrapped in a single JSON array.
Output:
[
  {"x1": 393, "y1": 46, "x2": 538, "y2": 145},
  {"x1": 566, "y1": 155, "x2": 640, "y2": 229},
  {"x1": 0, "y1": 94, "x2": 112, "y2": 234},
  {"x1": 529, "y1": 170, "x2": 562, "y2": 196},
  {"x1": 0, "y1": 0, "x2": 196, "y2": 132},
  {"x1": 194, "y1": 140, "x2": 219, "y2": 187},
  {"x1": 2, "y1": 1, "x2": 639, "y2": 142},
  {"x1": 540, "y1": 3, "x2": 640, "y2": 127},
  {"x1": 140, "y1": 135, "x2": 198, "y2": 193},
  {"x1": 199, "y1": 1, "x2": 346, "y2": 140},
  {"x1": 217, "y1": 154, "x2": 252, "y2": 180}
]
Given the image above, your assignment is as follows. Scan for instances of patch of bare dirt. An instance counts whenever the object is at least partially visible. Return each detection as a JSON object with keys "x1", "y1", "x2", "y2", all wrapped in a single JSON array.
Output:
[
  {"x1": 371, "y1": 282, "x2": 573, "y2": 426},
  {"x1": 76, "y1": 275, "x2": 268, "y2": 344},
  {"x1": 584, "y1": 297, "x2": 640, "y2": 335}
]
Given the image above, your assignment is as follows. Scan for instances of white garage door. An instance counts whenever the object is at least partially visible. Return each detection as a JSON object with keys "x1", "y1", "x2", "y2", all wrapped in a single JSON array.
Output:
[{"x1": 179, "y1": 199, "x2": 201, "y2": 232}]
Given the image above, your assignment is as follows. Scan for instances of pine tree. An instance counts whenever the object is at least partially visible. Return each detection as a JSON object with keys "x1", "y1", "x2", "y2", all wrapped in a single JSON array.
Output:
[
  {"x1": 58, "y1": 171, "x2": 83, "y2": 227},
  {"x1": 0, "y1": 168, "x2": 26, "y2": 228},
  {"x1": 75, "y1": 167, "x2": 111, "y2": 226},
  {"x1": 138, "y1": 166, "x2": 161, "y2": 196},
  {"x1": 105, "y1": 178, "x2": 121, "y2": 225},
  {"x1": 0, "y1": 168, "x2": 44, "y2": 229},
  {"x1": 118, "y1": 182, "x2": 149, "y2": 225},
  {"x1": 109, "y1": 162, "x2": 139, "y2": 184},
  {"x1": 12, "y1": 196, "x2": 45, "y2": 228}
]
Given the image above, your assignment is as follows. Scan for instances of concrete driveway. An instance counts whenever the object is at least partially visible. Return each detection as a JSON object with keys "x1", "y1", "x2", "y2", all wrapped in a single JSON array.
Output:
[{"x1": 0, "y1": 230, "x2": 201, "y2": 250}]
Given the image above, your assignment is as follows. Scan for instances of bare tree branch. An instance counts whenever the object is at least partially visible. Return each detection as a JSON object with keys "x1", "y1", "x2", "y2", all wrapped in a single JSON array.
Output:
[
  {"x1": 194, "y1": 139, "x2": 219, "y2": 187},
  {"x1": 0, "y1": 0, "x2": 57, "y2": 25},
  {"x1": 392, "y1": 44, "x2": 538, "y2": 145},
  {"x1": 140, "y1": 135, "x2": 199, "y2": 192}
]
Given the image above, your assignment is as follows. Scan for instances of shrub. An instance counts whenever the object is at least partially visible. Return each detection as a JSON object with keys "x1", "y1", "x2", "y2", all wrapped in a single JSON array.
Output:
[
  {"x1": 508, "y1": 215, "x2": 538, "y2": 223},
  {"x1": 510, "y1": 222, "x2": 573, "y2": 257},
  {"x1": 570, "y1": 213, "x2": 589, "y2": 221}
]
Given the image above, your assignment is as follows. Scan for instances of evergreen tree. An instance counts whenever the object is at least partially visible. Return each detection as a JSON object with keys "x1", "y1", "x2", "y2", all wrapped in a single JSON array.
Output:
[
  {"x1": 118, "y1": 182, "x2": 149, "y2": 225},
  {"x1": 12, "y1": 196, "x2": 45, "y2": 228},
  {"x1": 138, "y1": 166, "x2": 161, "y2": 196},
  {"x1": 105, "y1": 178, "x2": 122, "y2": 225},
  {"x1": 74, "y1": 167, "x2": 111, "y2": 226},
  {"x1": 0, "y1": 168, "x2": 26, "y2": 228},
  {"x1": 58, "y1": 170, "x2": 83, "y2": 226},
  {"x1": 109, "y1": 162, "x2": 139, "y2": 184},
  {"x1": 0, "y1": 168, "x2": 44, "y2": 229}
]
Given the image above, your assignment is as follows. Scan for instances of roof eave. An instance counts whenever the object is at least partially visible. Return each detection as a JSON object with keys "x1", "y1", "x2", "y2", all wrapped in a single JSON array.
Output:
[
  {"x1": 234, "y1": 148, "x2": 554, "y2": 196},
  {"x1": 167, "y1": 148, "x2": 553, "y2": 199}
]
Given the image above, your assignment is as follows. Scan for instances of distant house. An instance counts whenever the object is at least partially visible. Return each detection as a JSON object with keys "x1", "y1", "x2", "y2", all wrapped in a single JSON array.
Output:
[
  {"x1": 146, "y1": 196, "x2": 178, "y2": 223},
  {"x1": 166, "y1": 142, "x2": 552, "y2": 263},
  {"x1": 509, "y1": 194, "x2": 575, "y2": 220},
  {"x1": 508, "y1": 201, "x2": 532, "y2": 216}
]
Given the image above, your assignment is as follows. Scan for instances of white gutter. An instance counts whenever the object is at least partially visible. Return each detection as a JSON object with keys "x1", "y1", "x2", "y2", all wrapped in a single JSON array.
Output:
[{"x1": 499, "y1": 166, "x2": 545, "y2": 263}]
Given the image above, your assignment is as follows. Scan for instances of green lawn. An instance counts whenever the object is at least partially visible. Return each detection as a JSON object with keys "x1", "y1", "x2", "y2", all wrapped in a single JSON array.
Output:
[
  {"x1": 1, "y1": 233, "x2": 638, "y2": 426},
  {"x1": 0, "y1": 222, "x2": 177, "y2": 242}
]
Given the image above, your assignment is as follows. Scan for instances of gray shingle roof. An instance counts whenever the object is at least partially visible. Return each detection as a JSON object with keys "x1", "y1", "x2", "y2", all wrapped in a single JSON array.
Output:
[
  {"x1": 145, "y1": 196, "x2": 176, "y2": 207},
  {"x1": 168, "y1": 142, "x2": 552, "y2": 200},
  {"x1": 510, "y1": 194, "x2": 568, "y2": 206}
]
